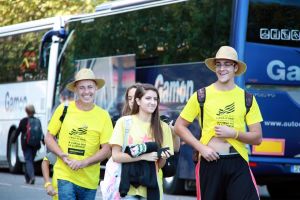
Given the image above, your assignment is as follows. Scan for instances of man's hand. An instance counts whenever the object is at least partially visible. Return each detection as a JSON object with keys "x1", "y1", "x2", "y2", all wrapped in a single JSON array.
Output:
[
  {"x1": 67, "y1": 159, "x2": 88, "y2": 171},
  {"x1": 59, "y1": 153, "x2": 71, "y2": 165},
  {"x1": 214, "y1": 125, "x2": 235, "y2": 138},
  {"x1": 199, "y1": 145, "x2": 219, "y2": 162}
]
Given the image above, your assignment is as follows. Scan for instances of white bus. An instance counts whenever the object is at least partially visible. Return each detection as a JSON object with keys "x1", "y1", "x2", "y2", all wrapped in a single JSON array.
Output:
[
  {"x1": 0, "y1": 17, "x2": 68, "y2": 173},
  {"x1": 0, "y1": 13, "x2": 130, "y2": 174}
]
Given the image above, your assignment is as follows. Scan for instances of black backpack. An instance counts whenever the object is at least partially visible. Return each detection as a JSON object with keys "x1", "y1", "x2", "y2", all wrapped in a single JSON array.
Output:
[
  {"x1": 193, "y1": 87, "x2": 253, "y2": 162},
  {"x1": 26, "y1": 117, "x2": 43, "y2": 148}
]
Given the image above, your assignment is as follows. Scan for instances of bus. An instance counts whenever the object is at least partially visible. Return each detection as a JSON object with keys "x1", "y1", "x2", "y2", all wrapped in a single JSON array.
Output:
[
  {"x1": 245, "y1": 0, "x2": 300, "y2": 198},
  {"x1": 3, "y1": 0, "x2": 298, "y2": 198},
  {"x1": 0, "y1": 17, "x2": 68, "y2": 173}
]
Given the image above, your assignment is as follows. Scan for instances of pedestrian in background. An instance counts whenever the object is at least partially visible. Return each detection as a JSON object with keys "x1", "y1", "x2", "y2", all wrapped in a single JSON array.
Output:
[
  {"x1": 174, "y1": 46, "x2": 263, "y2": 200},
  {"x1": 121, "y1": 83, "x2": 142, "y2": 116},
  {"x1": 110, "y1": 83, "x2": 174, "y2": 199},
  {"x1": 14, "y1": 104, "x2": 44, "y2": 184},
  {"x1": 42, "y1": 152, "x2": 58, "y2": 199},
  {"x1": 45, "y1": 68, "x2": 113, "y2": 200}
]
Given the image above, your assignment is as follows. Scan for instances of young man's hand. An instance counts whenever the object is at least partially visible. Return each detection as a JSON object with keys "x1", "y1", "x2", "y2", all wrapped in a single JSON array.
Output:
[
  {"x1": 199, "y1": 145, "x2": 219, "y2": 162},
  {"x1": 214, "y1": 125, "x2": 236, "y2": 138}
]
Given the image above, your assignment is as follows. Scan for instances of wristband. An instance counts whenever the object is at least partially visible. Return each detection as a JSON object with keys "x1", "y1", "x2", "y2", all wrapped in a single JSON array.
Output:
[
  {"x1": 44, "y1": 182, "x2": 52, "y2": 188},
  {"x1": 234, "y1": 130, "x2": 239, "y2": 139}
]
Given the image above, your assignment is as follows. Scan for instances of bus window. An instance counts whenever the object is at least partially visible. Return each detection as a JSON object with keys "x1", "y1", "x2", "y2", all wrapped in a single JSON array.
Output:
[{"x1": 0, "y1": 31, "x2": 48, "y2": 83}]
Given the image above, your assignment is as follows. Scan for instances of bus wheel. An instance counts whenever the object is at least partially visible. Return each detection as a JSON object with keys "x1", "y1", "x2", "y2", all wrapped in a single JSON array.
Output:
[
  {"x1": 163, "y1": 172, "x2": 185, "y2": 195},
  {"x1": 7, "y1": 130, "x2": 22, "y2": 174}
]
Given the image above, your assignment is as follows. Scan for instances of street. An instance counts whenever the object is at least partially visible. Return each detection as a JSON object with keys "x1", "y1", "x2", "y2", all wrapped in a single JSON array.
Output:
[
  {"x1": 0, "y1": 170, "x2": 197, "y2": 200},
  {"x1": 0, "y1": 169, "x2": 279, "y2": 200},
  {"x1": 0, "y1": 170, "x2": 277, "y2": 200}
]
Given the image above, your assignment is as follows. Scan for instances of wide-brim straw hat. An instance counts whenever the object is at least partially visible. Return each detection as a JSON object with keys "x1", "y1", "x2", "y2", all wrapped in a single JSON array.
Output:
[
  {"x1": 66, "y1": 68, "x2": 105, "y2": 92},
  {"x1": 204, "y1": 46, "x2": 247, "y2": 76}
]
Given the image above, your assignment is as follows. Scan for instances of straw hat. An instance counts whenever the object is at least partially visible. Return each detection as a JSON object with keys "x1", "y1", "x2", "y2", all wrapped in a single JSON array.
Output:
[
  {"x1": 204, "y1": 46, "x2": 246, "y2": 76},
  {"x1": 66, "y1": 68, "x2": 105, "y2": 92}
]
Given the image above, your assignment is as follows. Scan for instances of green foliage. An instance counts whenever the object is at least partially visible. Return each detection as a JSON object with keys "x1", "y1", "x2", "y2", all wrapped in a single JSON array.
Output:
[{"x1": 0, "y1": 0, "x2": 108, "y2": 27}]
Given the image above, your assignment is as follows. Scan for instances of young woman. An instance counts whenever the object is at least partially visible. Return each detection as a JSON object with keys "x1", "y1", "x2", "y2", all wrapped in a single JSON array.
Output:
[{"x1": 110, "y1": 83, "x2": 174, "y2": 200}]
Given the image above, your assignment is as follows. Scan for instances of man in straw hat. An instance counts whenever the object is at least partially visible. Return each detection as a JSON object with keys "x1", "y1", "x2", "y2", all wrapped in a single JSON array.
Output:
[
  {"x1": 45, "y1": 68, "x2": 113, "y2": 200},
  {"x1": 174, "y1": 46, "x2": 263, "y2": 200}
]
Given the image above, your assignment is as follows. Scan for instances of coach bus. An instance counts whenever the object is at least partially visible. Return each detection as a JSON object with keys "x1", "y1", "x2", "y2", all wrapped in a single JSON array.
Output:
[
  {"x1": 0, "y1": 17, "x2": 68, "y2": 173},
  {"x1": 1, "y1": 0, "x2": 299, "y2": 198}
]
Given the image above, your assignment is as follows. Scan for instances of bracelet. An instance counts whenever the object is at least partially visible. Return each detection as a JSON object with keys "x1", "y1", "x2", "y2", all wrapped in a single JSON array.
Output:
[
  {"x1": 44, "y1": 182, "x2": 52, "y2": 188},
  {"x1": 234, "y1": 130, "x2": 239, "y2": 139}
]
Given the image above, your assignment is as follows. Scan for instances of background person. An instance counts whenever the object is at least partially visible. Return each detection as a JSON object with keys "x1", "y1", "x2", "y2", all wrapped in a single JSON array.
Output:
[
  {"x1": 122, "y1": 83, "x2": 142, "y2": 116},
  {"x1": 45, "y1": 68, "x2": 113, "y2": 200},
  {"x1": 42, "y1": 152, "x2": 58, "y2": 199},
  {"x1": 174, "y1": 46, "x2": 263, "y2": 200},
  {"x1": 14, "y1": 104, "x2": 43, "y2": 184}
]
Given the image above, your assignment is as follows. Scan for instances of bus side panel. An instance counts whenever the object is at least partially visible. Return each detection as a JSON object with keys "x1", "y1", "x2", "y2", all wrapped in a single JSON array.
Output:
[
  {"x1": 245, "y1": 42, "x2": 300, "y2": 85},
  {"x1": 245, "y1": 42, "x2": 300, "y2": 181},
  {"x1": 136, "y1": 62, "x2": 216, "y2": 180},
  {"x1": 0, "y1": 81, "x2": 48, "y2": 162}
]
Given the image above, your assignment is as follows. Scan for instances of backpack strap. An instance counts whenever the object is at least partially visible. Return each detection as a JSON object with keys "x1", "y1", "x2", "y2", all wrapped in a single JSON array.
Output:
[
  {"x1": 122, "y1": 116, "x2": 132, "y2": 152},
  {"x1": 56, "y1": 102, "x2": 69, "y2": 140},
  {"x1": 59, "y1": 102, "x2": 69, "y2": 122},
  {"x1": 244, "y1": 91, "x2": 253, "y2": 115},
  {"x1": 197, "y1": 87, "x2": 206, "y2": 128}
]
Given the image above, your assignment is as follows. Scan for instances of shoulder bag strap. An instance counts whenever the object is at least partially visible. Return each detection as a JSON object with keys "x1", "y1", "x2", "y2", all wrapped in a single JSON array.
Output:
[{"x1": 122, "y1": 116, "x2": 132, "y2": 152}]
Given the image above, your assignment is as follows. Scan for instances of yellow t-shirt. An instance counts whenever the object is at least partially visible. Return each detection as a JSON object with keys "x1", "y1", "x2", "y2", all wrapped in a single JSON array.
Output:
[
  {"x1": 180, "y1": 84, "x2": 263, "y2": 162},
  {"x1": 48, "y1": 101, "x2": 113, "y2": 189},
  {"x1": 109, "y1": 115, "x2": 174, "y2": 199},
  {"x1": 43, "y1": 156, "x2": 58, "y2": 200}
]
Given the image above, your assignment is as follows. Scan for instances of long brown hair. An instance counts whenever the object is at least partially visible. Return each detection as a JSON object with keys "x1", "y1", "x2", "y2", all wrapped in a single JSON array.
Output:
[
  {"x1": 122, "y1": 83, "x2": 142, "y2": 116},
  {"x1": 131, "y1": 83, "x2": 163, "y2": 147}
]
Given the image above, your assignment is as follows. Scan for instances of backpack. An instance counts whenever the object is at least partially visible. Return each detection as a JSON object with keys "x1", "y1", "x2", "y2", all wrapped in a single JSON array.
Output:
[
  {"x1": 26, "y1": 117, "x2": 43, "y2": 148},
  {"x1": 192, "y1": 87, "x2": 253, "y2": 162}
]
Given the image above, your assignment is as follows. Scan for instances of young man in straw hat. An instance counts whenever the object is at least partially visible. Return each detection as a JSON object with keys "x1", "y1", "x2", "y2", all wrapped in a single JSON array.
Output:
[
  {"x1": 45, "y1": 68, "x2": 113, "y2": 200},
  {"x1": 174, "y1": 46, "x2": 263, "y2": 200}
]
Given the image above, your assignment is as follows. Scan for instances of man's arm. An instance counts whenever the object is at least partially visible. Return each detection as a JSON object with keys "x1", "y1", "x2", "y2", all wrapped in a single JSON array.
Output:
[
  {"x1": 174, "y1": 116, "x2": 219, "y2": 161},
  {"x1": 12, "y1": 119, "x2": 23, "y2": 142},
  {"x1": 44, "y1": 132, "x2": 69, "y2": 163},
  {"x1": 214, "y1": 122, "x2": 262, "y2": 145},
  {"x1": 237, "y1": 122, "x2": 262, "y2": 145}
]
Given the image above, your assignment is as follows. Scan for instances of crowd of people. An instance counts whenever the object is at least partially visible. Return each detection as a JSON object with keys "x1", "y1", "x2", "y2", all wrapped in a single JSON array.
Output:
[{"x1": 16, "y1": 46, "x2": 263, "y2": 200}]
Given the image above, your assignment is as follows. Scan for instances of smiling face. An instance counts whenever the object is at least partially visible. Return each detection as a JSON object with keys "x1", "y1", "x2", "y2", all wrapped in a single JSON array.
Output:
[
  {"x1": 75, "y1": 79, "x2": 97, "y2": 105},
  {"x1": 215, "y1": 59, "x2": 238, "y2": 84},
  {"x1": 136, "y1": 90, "x2": 158, "y2": 115}
]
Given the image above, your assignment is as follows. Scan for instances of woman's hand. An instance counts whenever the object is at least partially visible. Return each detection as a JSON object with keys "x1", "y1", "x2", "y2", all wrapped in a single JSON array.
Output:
[{"x1": 140, "y1": 152, "x2": 158, "y2": 161}]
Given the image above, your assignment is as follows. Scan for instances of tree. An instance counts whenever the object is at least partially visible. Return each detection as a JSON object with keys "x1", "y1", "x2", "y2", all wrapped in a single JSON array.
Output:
[{"x1": 0, "y1": 0, "x2": 108, "y2": 27}]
